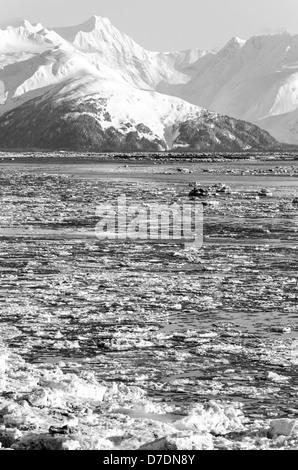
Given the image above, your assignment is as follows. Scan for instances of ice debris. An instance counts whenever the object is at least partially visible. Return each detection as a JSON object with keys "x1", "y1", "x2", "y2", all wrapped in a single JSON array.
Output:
[{"x1": 0, "y1": 345, "x2": 274, "y2": 450}]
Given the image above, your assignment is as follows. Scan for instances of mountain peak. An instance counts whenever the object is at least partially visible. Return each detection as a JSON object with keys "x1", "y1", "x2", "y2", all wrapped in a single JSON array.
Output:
[
  {"x1": 20, "y1": 20, "x2": 44, "y2": 33},
  {"x1": 219, "y1": 36, "x2": 246, "y2": 54},
  {"x1": 1, "y1": 19, "x2": 44, "y2": 34},
  {"x1": 23, "y1": 19, "x2": 34, "y2": 30},
  {"x1": 91, "y1": 15, "x2": 111, "y2": 25},
  {"x1": 52, "y1": 15, "x2": 113, "y2": 44},
  {"x1": 78, "y1": 15, "x2": 112, "y2": 31}
]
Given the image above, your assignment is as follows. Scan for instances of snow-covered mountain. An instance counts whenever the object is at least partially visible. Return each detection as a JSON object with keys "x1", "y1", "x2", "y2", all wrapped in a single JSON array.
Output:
[
  {"x1": 0, "y1": 17, "x2": 281, "y2": 151},
  {"x1": 167, "y1": 32, "x2": 298, "y2": 144}
]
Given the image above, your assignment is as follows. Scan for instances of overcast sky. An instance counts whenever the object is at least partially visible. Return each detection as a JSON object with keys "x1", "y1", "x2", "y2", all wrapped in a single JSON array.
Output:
[{"x1": 1, "y1": 0, "x2": 298, "y2": 51}]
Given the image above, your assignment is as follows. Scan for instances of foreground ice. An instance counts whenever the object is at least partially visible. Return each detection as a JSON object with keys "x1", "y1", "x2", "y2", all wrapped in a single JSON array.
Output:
[{"x1": 1, "y1": 344, "x2": 298, "y2": 450}]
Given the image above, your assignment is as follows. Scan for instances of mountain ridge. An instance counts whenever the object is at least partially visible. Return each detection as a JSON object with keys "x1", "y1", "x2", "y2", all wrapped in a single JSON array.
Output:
[{"x1": 0, "y1": 16, "x2": 290, "y2": 151}]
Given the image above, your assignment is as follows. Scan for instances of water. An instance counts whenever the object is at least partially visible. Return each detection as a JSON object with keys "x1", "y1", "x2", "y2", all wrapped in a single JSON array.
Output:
[{"x1": 1, "y1": 158, "x2": 298, "y2": 420}]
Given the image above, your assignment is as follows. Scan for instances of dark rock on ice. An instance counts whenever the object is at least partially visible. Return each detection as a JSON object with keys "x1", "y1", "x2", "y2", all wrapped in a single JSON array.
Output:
[{"x1": 49, "y1": 425, "x2": 70, "y2": 435}]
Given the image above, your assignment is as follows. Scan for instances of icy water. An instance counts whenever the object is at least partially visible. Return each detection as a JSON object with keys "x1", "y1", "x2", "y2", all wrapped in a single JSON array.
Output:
[{"x1": 1, "y1": 156, "x2": 298, "y2": 422}]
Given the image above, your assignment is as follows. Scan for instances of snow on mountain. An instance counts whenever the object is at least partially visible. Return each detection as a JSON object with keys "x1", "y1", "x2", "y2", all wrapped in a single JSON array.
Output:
[
  {"x1": 0, "y1": 20, "x2": 65, "y2": 54},
  {"x1": 0, "y1": 16, "x2": 203, "y2": 107},
  {"x1": 172, "y1": 32, "x2": 298, "y2": 144},
  {"x1": 0, "y1": 75, "x2": 277, "y2": 151},
  {"x1": 0, "y1": 16, "x2": 282, "y2": 151},
  {"x1": 54, "y1": 15, "x2": 205, "y2": 90}
]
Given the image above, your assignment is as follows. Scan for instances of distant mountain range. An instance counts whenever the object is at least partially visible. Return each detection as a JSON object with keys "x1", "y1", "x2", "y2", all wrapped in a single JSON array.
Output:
[{"x1": 1, "y1": 16, "x2": 294, "y2": 151}]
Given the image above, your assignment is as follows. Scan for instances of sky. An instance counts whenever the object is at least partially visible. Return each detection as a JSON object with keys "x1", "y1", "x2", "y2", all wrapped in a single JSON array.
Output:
[{"x1": 1, "y1": 0, "x2": 298, "y2": 51}]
